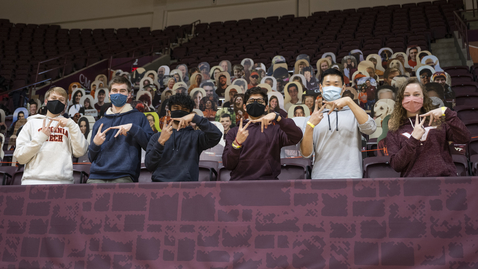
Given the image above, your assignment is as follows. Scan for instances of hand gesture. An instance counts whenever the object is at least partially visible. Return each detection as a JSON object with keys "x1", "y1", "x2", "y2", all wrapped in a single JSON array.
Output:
[
  {"x1": 158, "y1": 120, "x2": 173, "y2": 145},
  {"x1": 420, "y1": 107, "x2": 445, "y2": 125},
  {"x1": 110, "y1": 123, "x2": 133, "y2": 138},
  {"x1": 411, "y1": 114, "x2": 426, "y2": 140},
  {"x1": 41, "y1": 118, "x2": 53, "y2": 137},
  {"x1": 93, "y1": 123, "x2": 112, "y2": 146},
  {"x1": 323, "y1": 97, "x2": 351, "y2": 115},
  {"x1": 50, "y1": 117, "x2": 69, "y2": 133},
  {"x1": 309, "y1": 99, "x2": 326, "y2": 126},
  {"x1": 172, "y1": 113, "x2": 195, "y2": 131},
  {"x1": 235, "y1": 118, "x2": 251, "y2": 144},
  {"x1": 250, "y1": 113, "x2": 277, "y2": 133}
]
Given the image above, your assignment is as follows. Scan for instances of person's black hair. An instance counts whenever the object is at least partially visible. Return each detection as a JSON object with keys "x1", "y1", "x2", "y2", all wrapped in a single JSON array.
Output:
[
  {"x1": 287, "y1": 83, "x2": 298, "y2": 93},
  {"x1": 167, "y1": 93, "x2": 195, "y2": 113},
  {"x1": 201, "y1": 81, "x2": 215, "y2": 89},
  {"x1": 273, "y1": 67, "x2": 289, "y2": 79},
  {"x1": 189, "y1": 67, "x2": 199, "y2": 76},
  {"x1": 294, "y1": 106, "x2": 304, "y2": 115},
  {"x1": 18, "y1": 111, "x2": 24, "y2": 116},
  {"x1": 28, "y1": 99, "x2": 37, "y2": 105},
  {"x1": 425, "y1": 82, "x2": 445, "y2": 101},
  {"x1": 420, "y1": 69, "x2": 433, "y2": 76},
  {"x1": 98, "y1": 89, "x2": 106, "y2": 95},
  {"x1": 418, "y1": 52, "x2": 428, "y2": 58},
  {"x1": 244, "y1": 86, "x2": 268, "y2": 105},
  {"x1": 78, "y1": 117, "x2": 90, "y2": 139},
  {"x1": 302, "y1": 66, "x2": 313, "y2": 73},
  {"x1": 410, "y1": 46, "x2": 418, "y2": 52},
  {"x1": 220, "y1": 113, "x2": 232, "y2": 120},
  {"x1": 320, "y1": 68, "x2": 344, "y2": 85}
]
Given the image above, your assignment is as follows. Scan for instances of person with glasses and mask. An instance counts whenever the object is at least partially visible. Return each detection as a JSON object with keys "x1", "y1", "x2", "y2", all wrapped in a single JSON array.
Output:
[
  {"x1": 145, "y1": 93, "x2": 221, "y2": 182},
  {"x1": 222, "y1": 87, "x2": 303, "y2": 180},
  {"x1": 248, "y1": 71, "x2": 261, "y2": 89},
  {"x1": 419, "y1": 69, "x2": 432, "y2": 85},
  {"x1": 300, "y1": 69, "x2": 376, "y2": 179}
]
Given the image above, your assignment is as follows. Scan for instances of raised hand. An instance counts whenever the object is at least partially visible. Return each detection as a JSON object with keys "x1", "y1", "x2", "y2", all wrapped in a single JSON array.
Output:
[
  {"x1": 110, "y1": 123, "x2": 133, "y2": 138},
  {"x1": 323, "y1": 96, "x2": 350, "y2": 115},
  {"x1": 411, "y1": 114, "x2": 426, "y2": 140},
  {"x1": 250, "y1": 112, "x2": 277, "y2": 133},
  {"x1": 420, "y1": 107, "x2": 445, "y2": 126},
  {"x1": 41, "y1": 118, "x2": 53, "y2": 137},
  {"x1": 235, "y1": 118, "x2": 251, "y2": 144},
  {"x1": 172, "y1": 113, "x2": 195, "y2": 131},
  {"x1": 93, "y1": 123, "x2": 112, "y2": 146},
  {"x1": 158, "y1": 120, "x2": 173, "y2": 145},
  {"x1": 50, "y1": 117, "x2": 69, "y2": 133},
  {"x1": 309, "y1": 99, "x2": 326, "y2": 126}
]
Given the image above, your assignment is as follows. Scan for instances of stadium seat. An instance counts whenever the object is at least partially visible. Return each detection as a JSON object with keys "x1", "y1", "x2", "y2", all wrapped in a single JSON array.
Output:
[
  {"x1": 452, "y1": 154, "x2": 468, "y2": 176},
  {"x1": 471, "y1": 155, "x2": 478, "y2": 175},
  {"x1": 138, "y1": 165, "x2": 152, "y2": 183},
  {"x1": 278, "y1": 158, "x2": 311, "y2": 180},
  {"x1": 198, "y1": 160, "x2": 219, "y2": 181},
  {"x1": 218, "y1": 165, "x2": 231, "y2": 181},
  {"x1": 363, "y1": 156, "x2": 401, "y2": 178}
]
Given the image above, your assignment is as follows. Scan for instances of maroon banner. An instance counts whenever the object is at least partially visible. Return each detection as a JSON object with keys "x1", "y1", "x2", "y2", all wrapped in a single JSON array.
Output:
[{"x1": 0, "y1": 178, "x2": 477, "y2": 268}]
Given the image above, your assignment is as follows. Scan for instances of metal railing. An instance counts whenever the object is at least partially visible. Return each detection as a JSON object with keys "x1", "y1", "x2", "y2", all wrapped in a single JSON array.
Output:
[{"x1": 454, "y1": 10, "x2": 471, "y2": 60}]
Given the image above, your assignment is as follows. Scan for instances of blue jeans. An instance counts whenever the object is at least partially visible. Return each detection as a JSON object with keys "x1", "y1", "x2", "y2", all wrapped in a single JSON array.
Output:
[{"x1": 366, "y1": 100, "x2": 375, "y2": 110}]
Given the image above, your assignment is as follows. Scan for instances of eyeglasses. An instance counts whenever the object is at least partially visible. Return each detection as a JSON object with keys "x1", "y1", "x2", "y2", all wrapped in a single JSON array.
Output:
[
  {"x1": 420, "y1": 75, "x2": 430, "y2": 79},
  {"x1": 251, "y1": 75, "x2": 259, "y2": 79},
  {"x1": 247, "y1": 98, "x2": 265, "y2": 105}
]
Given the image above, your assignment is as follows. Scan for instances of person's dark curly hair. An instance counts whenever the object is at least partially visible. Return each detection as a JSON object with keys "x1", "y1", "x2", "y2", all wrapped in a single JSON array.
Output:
[
  {"x1": 166, "y1": 93, "x2": 195, "y2": 113},
  {"x1": 244, "y1": 86, "x2": 268, "y2": 105}
]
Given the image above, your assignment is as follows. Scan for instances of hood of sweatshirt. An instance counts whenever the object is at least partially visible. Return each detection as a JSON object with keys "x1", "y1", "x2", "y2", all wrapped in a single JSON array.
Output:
[{"x1": 106, "y1": 103, "x2": 133, "y2": 115}]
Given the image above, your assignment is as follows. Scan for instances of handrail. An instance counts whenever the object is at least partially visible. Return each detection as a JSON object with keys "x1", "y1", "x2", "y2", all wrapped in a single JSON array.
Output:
[
  {"x1": 191, "y1": 20, "x2": 201, "y2": 37},
  {"x1": 454, "y1": 10, "x2": 471, "y2": 61}
]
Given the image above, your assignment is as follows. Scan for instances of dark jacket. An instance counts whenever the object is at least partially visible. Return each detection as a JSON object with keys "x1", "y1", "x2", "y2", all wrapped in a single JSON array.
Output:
[
  {"x1": 88, "y1": 106, "x2": 154, "y2": 181},
  {"x1": 222, "y1": 117, "x2": 303, "y2": 180},
  {"x1": 145, "y1": 114, "x2": 222, "y2": 182},
  {"x1": 387, "y1": 109, "x2": 470, "y2": 177}
]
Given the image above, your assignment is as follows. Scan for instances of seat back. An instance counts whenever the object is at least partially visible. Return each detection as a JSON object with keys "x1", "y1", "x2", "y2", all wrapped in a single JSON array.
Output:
[
  {"x1": 363, "y1": 156, "x2": 400, "y2": 178},
  {"x1": 218, "y1": 166, "x2": 231, "y2": 181},
  {"x1": 471, "y1": 155, "x2": 478, "y2": 176},
  {"x1": 138, "y1": 166, "x2": 152, "y2": 183},
  {"x1": 198, "y1": 160, "x2": 219, "y2": 181},
  {"x1": 452, "y1": 154, "x2": 468, "y2": 176},
  {"x1": 278, "y1": 165, "x2": 308, "y2": 180}
]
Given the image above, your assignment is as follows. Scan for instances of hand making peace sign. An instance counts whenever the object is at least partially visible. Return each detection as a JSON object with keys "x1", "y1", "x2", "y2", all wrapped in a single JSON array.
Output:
[
  {"x1": 158, "y1": 120, "x2": 173, "y2": 146},
  {"x1": 308, "y1": 99, "x2": 326, "y2": 126},
  {"x1": 235, "y1": 118, "x2": 252, "y2": 144},
  {"x1": 93, "y1": 123, "x2": 113, "y2": 146}
]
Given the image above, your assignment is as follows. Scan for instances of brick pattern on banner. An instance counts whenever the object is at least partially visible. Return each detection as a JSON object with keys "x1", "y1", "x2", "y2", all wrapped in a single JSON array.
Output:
[{"x1": 0, "y1": 178, "x2": 477, "y2": 268}]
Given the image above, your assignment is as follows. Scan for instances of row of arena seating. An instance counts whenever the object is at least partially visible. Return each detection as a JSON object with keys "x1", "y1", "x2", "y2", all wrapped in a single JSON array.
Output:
[
  {"x1": 1, "y1": 153, "x2": 477, "y2": 185},
  {"x1": 172, "y1": 0, "x2": 461, "y2": 67}
]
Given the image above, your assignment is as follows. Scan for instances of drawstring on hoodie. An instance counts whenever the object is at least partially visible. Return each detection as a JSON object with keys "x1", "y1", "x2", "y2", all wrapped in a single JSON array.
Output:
[{"x1": 326, "y1": 110, "x2": 339, "y2": 131}]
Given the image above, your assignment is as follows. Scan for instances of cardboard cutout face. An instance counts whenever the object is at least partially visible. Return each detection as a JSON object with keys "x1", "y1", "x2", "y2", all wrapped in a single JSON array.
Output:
[
  {"x1": 268, "y1": 92, "x2": 285, "y2": 110},
  {"x1": 157, "y1": 65, "x2": 170, "y2": 78},
  {"x1": 391, "y1": 76, "x2": 408, "y2": 90},
  {"x1": 344, "y1": 87, "x2": 358, "y2": 100},
  {"x1": 358, "y1": 61, "x2": 377, "y2": 79},
  {"x1": 95, "y1": 88, "x2": 110, "y2": 105},
  {"x1": 219, "y1": 60, "x2": 232, "y2": 75},
  {"x1": 95, "y1": 74, "x2": 108, "y2": 86},
  {"x1": 357, "y1": 77, "x2": 378, "y2": 87},
  {"x1": 261, "y1": 76, "x2": 277, "y2": 91},
  {"x1": 288, "y1": 104, "x2": 310, "y2": 118},
  {"x1": 200, "y1": 80, "x2": 217, "y2": 98},
  {"x1": 79, "y1": 94, "x2": 96, "y2": 110},
  {"x1": 350, "y1": 49, "x2": 365, "y2": 62},
  {"x1": 342, "y1": 56, "x2": 358, "y2": 80},
  {"x1": 210, "y1": 66, "x2": 224, "y2": 81},
  {"x1": 241, "y1": 58, "x2": 254, "y2": 71},
  {"x1": 217, "y1": 71, "x2": 231, "y2": 89},
  {"x1": 284, "y1": 82, "x2": 303, "y2": 105},
  {"x1": 294, "y1": 59, "x2": 310, "y2": 75},
  {"x1": 366, "y1": 54, "x2": 385, "y2": 72},
  {"x1": 406, "y1": 46, "x2": 421, "y2": 61},
  {"x1": 198, "y1": 62, "x2": 211, "y2": 80},
  {"x1": 136, "y1": 91, "x2": 154, "y2": 109},
  {"x1": 273, "y1": 66, "x2": 290, "y2": 93},
  {"x1": 316, "y1": 58, "x2": 332, "y2": 78},
  {"x1": 373, "y1": 99, "x2": 395, "y2": 122},
  {"x1": 232, "y1": 79, "x2": 248, "y2": 93},
  {"x1": 272, "y1": 55, "x2": 287, "y2": 65},
  {"x1": 172, "y1": 82, "x2": 188, "y2": 96},
  {"x1": 144, "y1": 112, "x2": 160, "y2": 132},
  {"x1": 392, "y1": 52, "x2": 411, "y2": 69},
  {"x1": 13, "y1": 107, "x2": 28, "y2": 123},
  {"x1": 378, "y1": 47, "x2": 394, "y2": 63},
  {"x1": 190, "y1": 88, "x2": 207, "y2": 110},
  {"x1": 416, "y1": 65, "x2": 436, "y2": 84},
  {"x1": 176, "y1": 64, "x2": 189, "y2": 83},
  {"x1": 170, "y1": 69, "x2": 183, "y2": 83},
  {"x1": 140, "y1": 77, "x2": 154, "y2": 90},
  {"x1": 144, "y1": 70, "x2": 158, "y2": 83},
  {"x1": 291, "y1": 74, "x2": 306, "y2": 87},
  {"x1": 224, "y1": 85, "x2": 242, "y2": 103},
  {"x1": 421, "y1": 55, "x2": 443, "y2": 72},
  {"x1": 68, "y1": 82, "x2": 82, "y2": 99},
  {"x1": 190, "y1": 73, "x2": 204, "y2": 87},
  {"x1": 415, "y1": 50, "x2": 432, "y2": 70},
  {"x1": 161, "y1": 89, "x2": 173, "y2": 103},
  {"x1": 387, "y1": 59, "x2": 407, "y2": 76},
  {"x1": 71, "y1": 88, "x2": 86, "y2": 105},
  {"x1": 165, "y1": 77, "x2": 176, "y2": 90},
  {"x1": 321, "y1": 52, "x2": 336, "y2": 64}
]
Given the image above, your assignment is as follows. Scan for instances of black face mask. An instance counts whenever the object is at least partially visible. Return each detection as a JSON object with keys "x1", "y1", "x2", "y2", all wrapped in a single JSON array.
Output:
[
  {"x1": 246, "y1": 101, "x2": 266, "y2": 117},
  {"x1": 170, "y1": 110, "x2": 190, "y2": 119},
  {"x1": 47, "y1": 100, "x2": 65, "y2": 115}
]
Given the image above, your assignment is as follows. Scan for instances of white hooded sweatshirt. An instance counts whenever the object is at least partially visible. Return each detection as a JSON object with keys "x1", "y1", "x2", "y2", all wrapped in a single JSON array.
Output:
[{"x1": 14, "y1": 114, "x2": 88, "y2": 185}]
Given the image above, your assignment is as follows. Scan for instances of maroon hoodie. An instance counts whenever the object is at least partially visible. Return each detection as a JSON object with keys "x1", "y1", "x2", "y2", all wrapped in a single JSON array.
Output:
[
  {"x1": 386, "y1": 109, "x2": 471, "y2": 177},
  {"x1": 223, "y1": 117, "x2": 303, "y2": 180}
]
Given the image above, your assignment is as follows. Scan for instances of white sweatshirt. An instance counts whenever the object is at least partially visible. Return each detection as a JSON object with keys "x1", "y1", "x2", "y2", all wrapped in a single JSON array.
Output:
[
  {"x1": 300, "y1": 106, "x2": 376, "y2": 179},
  {"x1": 14, "y1": 114, "x2": 88, "y2": 185}
]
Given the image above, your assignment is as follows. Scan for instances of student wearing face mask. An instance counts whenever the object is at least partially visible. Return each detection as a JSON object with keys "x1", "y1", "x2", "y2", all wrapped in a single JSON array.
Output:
[
  {"x1": 300, "y1": 68, "x2": 376, "y2": 179},
  {"x1": 222, "y1": 87, "x2": 303, "y2": 180},
  {"x1": 386, "y1": 79, "x2": 470, "y2": 177},
  {"x1": 145, "y1": 94, "x2": 221, "y2": 182},
  {"x1": 14, "y1": 87, "x2": 88, "y2": 185},
  {"x1": 87, "y1": 76, "x2": 154, "y2": 183}
]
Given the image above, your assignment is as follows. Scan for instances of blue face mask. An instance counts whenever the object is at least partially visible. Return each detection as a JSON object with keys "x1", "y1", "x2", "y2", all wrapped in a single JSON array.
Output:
[
  {"x1": 322, "y1": 86, "x2": 343, "y2": 101},
  {"x1": 110, "y1": 93, "x2": 128, "y2": 107}
]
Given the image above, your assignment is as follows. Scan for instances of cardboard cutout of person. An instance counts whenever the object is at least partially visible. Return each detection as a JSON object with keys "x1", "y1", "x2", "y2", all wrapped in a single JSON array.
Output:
[
  {"x1": 387, "y1": 59, "x2": 408, "y2": 77},
  {"x1": 350, "y1": 49, "x2": 365, "y2": 62},
  {"x1": 89, "y1": 80, "x2": 101, "y2": 98},
  {"x1": 416, "y1": 65, "x2": 436, "y2": 85},
  {"x1": 342, "y1": 56, "x2": 358, "y2": 80},
  {"x1": 378, "y1": 47, "x2": 393, "y2": 65},
  {"x1": 144, "y1": 70, "x2": 159, "y2": 84},
  {"x1": 273, "y1": 66, "x2": 290, "y2": 93},
  {"x1": 140, "y1": 77, "x2": 154, "y2": 91},
  {"x1": 284, "y1": 81, "x2": 303, "y2": 111},
  {"x1": 232, "y1": 78, "x2": 248, "y2": 93},
  {"x1": 136, "y1": 91, "x2": 154, "y2": 112},
  {"x1": 190, "y1": 88, "x2": 207, "y2": 110},
  {"x1": 216, "y1": 71, "x2": 231, "y2": 97},
  {"x1": 366, "y1": 54, "x2": 385, "y2": 73},
  {"x1": 358, "y1": 61, "x2": 378, "y2": 81},
  {"x1": 288, "y1": 104, "x2": 310, "y2": 118},
  {"x1": 189, "y1": 73, "x2": 204, "y2": 93},
  {"x1": 241, "y1": 58, "x2": 254, "y2": 71},
  {"x1": 356, "y1": 77, "x2": 378, "y2": 110},
  {"x1": 199, "y1": 62, "x2": 211, "y2": 80},
  {"x1": 68, "y1": 82, "x2": 82, "y2": 101},
  {"x1": 344, "y1": 86, "x2": 358, "y2": 101},
  {"x1": 199, "y1": 96, "x2": 218, "y2": 121},
  {"x1": 170, "y1": 69, "x2": 183, "y2": 83},
  {"x1": 302, "y1": 66, "x2": 319, "y2": 93},
  {"x1": 157, "y1": 65, "x2": 170, "y2": 86},
  {"x1": 321, "y1": 52, "x2": 337, "y2": 64},
  {"x1": 223, "y1": 85, "x2": 242, "y2": 107},
  {"x1": 219, "y1": 60, "x2": 232, "y2": 75},
  {"x1": 161, "y1": 89, "x2": 173, "y2": 104},
  {"x1": 176, "y1": 64, "x2": 189, "y2": 84},
  {"x1": 94, "y1": 88, "x2": 109, "y2": 112},
  {"x1": 392, "y1": 52, "x2": 412, "y2": 69},
  {"x1": 291, "y1": 74, "x2": 307, "y2": 88},
  {"x1": 79, "y1": 94, "x2": 97, "y2": 117},
  {"x1": 421, "y1": 55, "x2": 443, "y2": 72},
  {"x1": 69, "y1": 88, "x2": 86, "y2": 117},
  {"x1": 95, "y1": 74, "x2": 108, "y2": 86},
  {"x1": 406, "y1": 46, "x2": 422, "y2": 68},
  {"x1": 172, "y1": 82, "x2": 189, "y2": 96},
  {"x1": 414, "y1": 50, "x2": 432, "y2": 70},
  {"x1": 268, "y1": 92, "x2": 285, "y2": 111},
  {"x1": 258, "y1": 83, "x2": 273, "y2": 93},
  {"x1": 8, "y1": 107, "x2": 28, "y2": 150},
  {"x1": 144, "y1": 112, "x2": 160, "y2": 133},
  {"x1": 261, "y1": 76, "x2": 278, "y2": 91},
  {"x1": 316, "y1": 58, "x2": 332, "y2": 80},
  {"x1": 294, "y1": 59, "x2": 310, "y2": 75},
  {"x1": 210, "y1": 66, "x2": 224, "y2": 82}
]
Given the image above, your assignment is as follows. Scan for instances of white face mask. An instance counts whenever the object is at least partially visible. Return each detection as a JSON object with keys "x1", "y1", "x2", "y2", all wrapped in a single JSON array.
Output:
[{"x1": 322, "y1": 86, "x2": 342, "y2": 101}]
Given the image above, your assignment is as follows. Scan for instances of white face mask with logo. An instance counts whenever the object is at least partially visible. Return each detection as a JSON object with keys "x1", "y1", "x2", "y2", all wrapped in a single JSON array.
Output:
[{"x1": 322, "y1": 86, "x2": 342, "y2": 101}]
